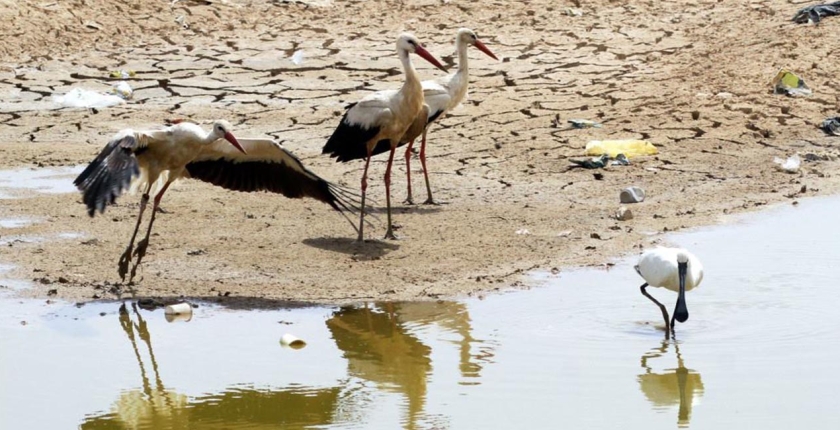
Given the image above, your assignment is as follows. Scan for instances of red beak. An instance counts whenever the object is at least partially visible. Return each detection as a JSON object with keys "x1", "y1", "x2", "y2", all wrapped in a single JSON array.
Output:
[
  {"x1": 474, "y1": 39, "x2": 499, "y2": 61},
  {"x1": 224, "y1": 131, "x2": 247, "y2": 154},
  {"x1": 414, "y1": 45, "x2": 448, "y2": 73}
]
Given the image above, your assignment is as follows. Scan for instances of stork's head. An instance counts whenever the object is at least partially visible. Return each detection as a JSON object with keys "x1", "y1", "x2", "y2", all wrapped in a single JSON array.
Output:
[
  {"x1": 397, "y1": 33, "x2": 448, "y2": 73},
  {"x1": 211, "y1": 120, "x2": 246, "y2": 154},
  {"x1": 457, "y1": 28, "x2": 499, "y2": 61}
]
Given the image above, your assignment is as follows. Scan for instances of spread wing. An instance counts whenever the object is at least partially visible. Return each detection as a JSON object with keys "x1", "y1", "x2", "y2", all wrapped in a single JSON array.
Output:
[{"x1": 74, "y1": 132, "x2": 146, "y2": 217}]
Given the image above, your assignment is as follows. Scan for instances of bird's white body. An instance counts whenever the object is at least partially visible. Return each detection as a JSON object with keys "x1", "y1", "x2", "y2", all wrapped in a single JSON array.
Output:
[{"x1": 636, "y1": 247, "x2": 704, "y2": 293}]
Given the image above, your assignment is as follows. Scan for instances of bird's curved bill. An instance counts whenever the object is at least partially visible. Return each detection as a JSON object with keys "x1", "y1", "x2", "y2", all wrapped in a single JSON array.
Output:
[
  {"x1": 474, "y1": 40, "x2": 499, "y2": 61},
  {"x1": 225, "y1": 132, "x2": 247, "y2": 154},
  {"x1": 415, "y1": 46, "x2": 448, "y2": 73}
]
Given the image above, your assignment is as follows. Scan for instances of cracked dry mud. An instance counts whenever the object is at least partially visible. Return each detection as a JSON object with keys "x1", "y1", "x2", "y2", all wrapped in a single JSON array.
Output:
[{"x1": 1, "y1": 0, "x2": 840, "y2": 304}]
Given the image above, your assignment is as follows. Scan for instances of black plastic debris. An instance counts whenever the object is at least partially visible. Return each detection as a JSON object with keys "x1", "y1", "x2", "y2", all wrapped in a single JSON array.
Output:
[
  {"x1": 792, "y1": 1, "x2": 840, "y2": 24},
  {"x1": 569, "y1": 154, "x2": 610, "y2": 169},
  {"x1": 821, "y1": 117, "x2": 840, "y2": 136}
]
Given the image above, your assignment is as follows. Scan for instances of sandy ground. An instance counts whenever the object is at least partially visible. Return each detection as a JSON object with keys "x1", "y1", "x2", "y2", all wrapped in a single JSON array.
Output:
[{"x1": 1, "y1": 0, "x2": 839, "y2": 304}]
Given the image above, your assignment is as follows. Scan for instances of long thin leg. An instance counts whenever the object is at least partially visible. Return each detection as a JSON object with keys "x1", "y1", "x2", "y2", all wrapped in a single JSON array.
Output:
[
  {"x1": 129, "y1": 181, "x2": 172, "y2": 282},
  {"x1": 640, "y1": 283, "x2": 671, "y2": 339},
  {"x1": 119, "y1": 184, "x2": 153, "y2": 281},
  {"x1": 357, "y1": 150, "x2": 372, "y2": 242},
  {"x1": 403, "y1": 139, "x2": 416, "y2": 204},
  {"x1": 418, "y1": 129, "x2": 436, "y2": 205},
  {"x1": 383, "y1": 144, "x2": 397, "y2": 240}
]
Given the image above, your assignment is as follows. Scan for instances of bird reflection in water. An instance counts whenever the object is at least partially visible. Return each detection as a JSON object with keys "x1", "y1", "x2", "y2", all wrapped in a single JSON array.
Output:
[
  {"x1": 326, "y1": 301, "x2": 491, "y2": 429},
  {"x1": 637, "y1": 341, "x2": 704, "y2": 428}
]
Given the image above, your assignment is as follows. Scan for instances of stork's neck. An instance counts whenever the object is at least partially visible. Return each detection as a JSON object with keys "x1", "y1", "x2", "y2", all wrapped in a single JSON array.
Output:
[
  {"x1": 399, "y1": 49, "x2": 422, "y2": 92},
  {"x1": 456, "y1": 38, "x2": 470, "y2": 76}
]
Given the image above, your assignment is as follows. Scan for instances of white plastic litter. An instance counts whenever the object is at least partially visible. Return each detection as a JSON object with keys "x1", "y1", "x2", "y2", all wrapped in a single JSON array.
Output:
[
  {"x1": 280, "y1": 333, "x2": 306, "y2": 349},
  {"x1": 164, "y1": 303, "x2": 193, "y2": 315},
  {"x1": 515, "y1": 228, "x2": 531, "y2": 235},
  {"x1": 774, "y1": 154, "x2": 801, "y2": 173},
  {"x1": 110, "y1": 81, "x2": 133, "y2": 100},
  {"x1": 53, "y1": 88, "x2": 125, "y2": 108},
  {"x1": 291, "y1": 50, "x2": 305, "y2": 65}
]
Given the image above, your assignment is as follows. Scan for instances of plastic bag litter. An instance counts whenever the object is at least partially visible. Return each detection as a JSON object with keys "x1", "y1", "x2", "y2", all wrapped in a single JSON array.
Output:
[
  {"x1": 772, "y1": 69, "x2": 812, "y2": 97},
  {"x1": 569, "y1": 119, "x2": 602, "y2": 129},
  {"x1": 774, "y1": 154, "x2": 801, "y2": 173},
  {"x1": 291, "y1": 50, "x2": 305, "y2": 65},
  {"x1": 821, "y1": 117, "x2": 840, "y2": 136},
  {"x1": 585, "y1": 139, "x2": 658, "y2": 158},
  {"x1": 110, "y1": 81, "x2": 133, "y2": 100},
  {"x1": 53, "y1": 88, "x2": 125, "y2": 108}
]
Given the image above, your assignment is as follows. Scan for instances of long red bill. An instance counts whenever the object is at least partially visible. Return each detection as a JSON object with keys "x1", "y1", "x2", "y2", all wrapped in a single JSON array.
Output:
[
  {"x1": 414, "y1": 46, "x2": 448, "y2": 73},
  {"x1": 224, "y1": 131, "x2": 247, "y2": 154},
  {"x1": 474, "y1": 40, "x2": 499, "y2": 61}
]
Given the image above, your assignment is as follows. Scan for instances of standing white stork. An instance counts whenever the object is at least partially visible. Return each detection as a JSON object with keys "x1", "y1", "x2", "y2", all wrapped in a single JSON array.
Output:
[
  {"x1": 400, "y1": 28, "x2": 498, "y2": 204},
  {"x1": 322, "y1": 33, "x2": 447, "y2": 241},
  {"x1": 74, "y1": 120, "x2": 361, "y2": 283},
  {"x1": 635, "y1": 247, "x2": 704, "y2": 339}
]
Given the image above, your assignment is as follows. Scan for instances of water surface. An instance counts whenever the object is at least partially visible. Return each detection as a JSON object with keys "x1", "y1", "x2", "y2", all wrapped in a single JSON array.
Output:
[{"x1": 2, "y1": 196, "x2": 840, "y2": 429}]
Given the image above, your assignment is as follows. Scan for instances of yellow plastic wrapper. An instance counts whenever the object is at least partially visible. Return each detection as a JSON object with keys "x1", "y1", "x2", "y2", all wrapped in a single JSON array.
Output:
[
  {"x1": 585, "y1": 139, "x2": 658, "y2": 158},
  {"x1": 772, "y1": 69, "x2": 812, "y2": 96}
]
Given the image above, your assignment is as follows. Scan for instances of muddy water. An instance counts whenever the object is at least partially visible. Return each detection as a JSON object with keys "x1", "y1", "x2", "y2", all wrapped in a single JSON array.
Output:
[
  {"x1": 2, "y1": 196, "x2": 840, "y2": 429},
  {"x1": 0, "y1": 166, "x2": 83, "y2": 199}
]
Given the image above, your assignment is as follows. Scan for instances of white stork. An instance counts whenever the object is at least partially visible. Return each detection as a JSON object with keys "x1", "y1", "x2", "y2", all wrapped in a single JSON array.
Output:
[
  {"x1": 322, "y1": 33, "x2": 447, "y2": 241},
  {"x1": 74, "y1": 119, "x2": 360, "y2": 283},
  {"x1": 635, "y1": 247, "x2": 704, "y2": 338},
  {"x1": 400, "y1": 28, "x2": 498, "y2": 204}
]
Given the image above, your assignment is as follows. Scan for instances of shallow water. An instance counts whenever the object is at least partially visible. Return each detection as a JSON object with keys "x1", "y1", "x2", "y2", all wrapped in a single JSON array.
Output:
[
  {"x1": 0, "y1": 166, "x2": 83, "y2": 199},
  {"x1": 2, "y1": 196, "x2": 840, "y2": 429}
]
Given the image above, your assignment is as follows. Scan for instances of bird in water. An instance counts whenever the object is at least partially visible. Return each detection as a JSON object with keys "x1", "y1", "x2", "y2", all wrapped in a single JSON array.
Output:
[{"x1": 635, "y1": 247, "x2": 704, "y2": 338}]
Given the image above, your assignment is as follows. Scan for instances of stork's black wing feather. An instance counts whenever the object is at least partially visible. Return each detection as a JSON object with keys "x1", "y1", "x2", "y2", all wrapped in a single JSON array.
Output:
[
  {"x1": 321, "y1": 113, "x2": 383, "y2": 163},
  {"x1": 73, "y1": 135, "x2": 141, "y2": 217}
]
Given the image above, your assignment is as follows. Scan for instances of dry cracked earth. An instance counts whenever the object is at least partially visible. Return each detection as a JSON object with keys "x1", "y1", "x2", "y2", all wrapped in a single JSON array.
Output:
[{"x1": 1, "y1": 0, "x2": 839, "y2": 305}]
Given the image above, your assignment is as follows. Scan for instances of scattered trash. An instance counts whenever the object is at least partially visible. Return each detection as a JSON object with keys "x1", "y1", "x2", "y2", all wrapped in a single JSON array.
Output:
[
  {"x1": 792, "y1": 1, "x2": 840, "y2": 24},
  {"x1": 109, "y1": 70, "x2": 136, "y2": 79},
  {"x1": 83, "y1": 21, "x2": 102, "y2": 30},
  {"x1": 564, "y1": 8, "x2": 583, "y2": 16},
  {"x1": 569, "y1": 154, "x2": 610, "y2": 169},
  {"x1": 557, "y1": 230, "x2": 572, "y2": 238},
  {"x1": 290, "y1": 50, "x2": 305, "y2": 65},
  {"x1": 821, "y1": 117, "x2": 840, "y2": 136},
  {"x1": 164, "y1": 303, "x2": 193, "y2": 322},
  {"x1": 616, "y1": 206, "x2": 634, "y2": 221},
  {"x1": 620, "y1": 186, "x2": 646, "y2": 203},
  {"x1": 515, "y1": 228, "x2": 531, "y2": 235},
  {"x1": 585, "y1": 139, "x2": 658, "y2": 158},
  {"x1": 109, "y1": 81, "x2": 133, "y2": 100},
  {"x1": 774, "y1": 154, "x2": 801, "y2": 173},
  {"x1": 280, "y1": 333, "x2": 306, "y2": 349},
  {"x1": 568, "y1": 119, "x2": 602, "y2": 129},
  {"x1": 53, "y1": 88, "x2": 125, "y2": 108},
  {"x1": 772, "y1": 69, "x2": 812, "y2": 97},
  {"x1": 611, "y1": 153, "x2": 630, "y2": 166},
  {"x1": 175, "y1": 15, "x2": 189, "y2": 29}
]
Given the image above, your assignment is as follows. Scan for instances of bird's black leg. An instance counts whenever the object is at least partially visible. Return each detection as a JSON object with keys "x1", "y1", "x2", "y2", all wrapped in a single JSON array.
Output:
[
  {"x1": 403, "y1": 138, "x2": 415, "y2": 205},
  {"x1": 640, "y1": 283, "x2": 671, "y2": 339},
  {"x1": 357, "y1": 151, "x2": 372, "y2": 242},
  {"x1": 119, "y1": 192, "x2": 150, "y2": 281},
  {"x1": 130, "y1": 181, "x2": 171, "y2": 282},
  {"x1": 383, "y1": 144, "x2": 398, "y2": 240},
  {"x1": 418, "y1": 129, "x2": 437, "y2": 205}
]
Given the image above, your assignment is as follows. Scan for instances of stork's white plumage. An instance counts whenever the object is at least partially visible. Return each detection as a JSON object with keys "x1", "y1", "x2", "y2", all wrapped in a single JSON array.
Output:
[
  {"x1": 635, "y1": 247, "x2": 704, "y2": 338},
  {"x1": 322, "y1": 33, "x2": 447, "y2": 241},
  {"x1": 75, "y1": 120, "x2": 360, "y2": 283},
  {"x1": 401, "y1": 28, "x2": 499, "y2": 204}
]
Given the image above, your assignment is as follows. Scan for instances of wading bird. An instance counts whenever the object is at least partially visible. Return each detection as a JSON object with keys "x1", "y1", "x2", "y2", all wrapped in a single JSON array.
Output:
[
  {"x1": 74, "y1": 120, "x2": 360, "y2": 283},
  {"x1": 635, "y1": 247, "x2": 704, "y2": 338},
  {"x1": 399, "y1": 28, "x2": 498, "y2": 204},
  {"x1": 322, "y1": 33, "x2": 447, "y2": 241}
]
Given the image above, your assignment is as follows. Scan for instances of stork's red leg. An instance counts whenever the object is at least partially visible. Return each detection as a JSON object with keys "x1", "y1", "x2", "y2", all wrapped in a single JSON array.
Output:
[
  {"x1": 418, "y1": 129, "x2": 436, "y2": 205},
  {"x1": 119, "y1": 186, "x2": 152, "y2": 282},
  {"x1": 357, "y1": 149, "x2": 373, "y2": 242},
  {"x1": 403, "y1": 139, "x2": 415, "y2": 205},
  {"x1": 384, "y1": 144, "x2": 398, "y2": 240},
  {"x1": 129, "y1": 181, "x2": 172, "y2": 282}
]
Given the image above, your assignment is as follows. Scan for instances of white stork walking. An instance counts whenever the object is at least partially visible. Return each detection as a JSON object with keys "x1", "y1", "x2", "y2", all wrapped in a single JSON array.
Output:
[
  {"x1": 74, "y1": 119, "x2": 361, "y2": 283},
  {"x1": 322, "y1": 33, "x2": 447, "y2": 241},
  {"x1": 635, "y1": 247, "x2": 704, "y2": 339},
  {"x1": 400, "y1": 28, "x2": 498, "y2": 204}
]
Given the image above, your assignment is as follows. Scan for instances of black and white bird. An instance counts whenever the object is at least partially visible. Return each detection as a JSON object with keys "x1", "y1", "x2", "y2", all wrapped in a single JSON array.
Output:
[
  {"x1": 399, "y1": 28, "x2": 498, "y2": 204},
  {"x1": 635, "y1": 247, "x2": 704, "y2": 338},
  {"x1": 74, "y1": 119, "x2": 360, "y2": 283},
  {"x1": 322, "y1": 33, "x2": 447, "y2": 241}
]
